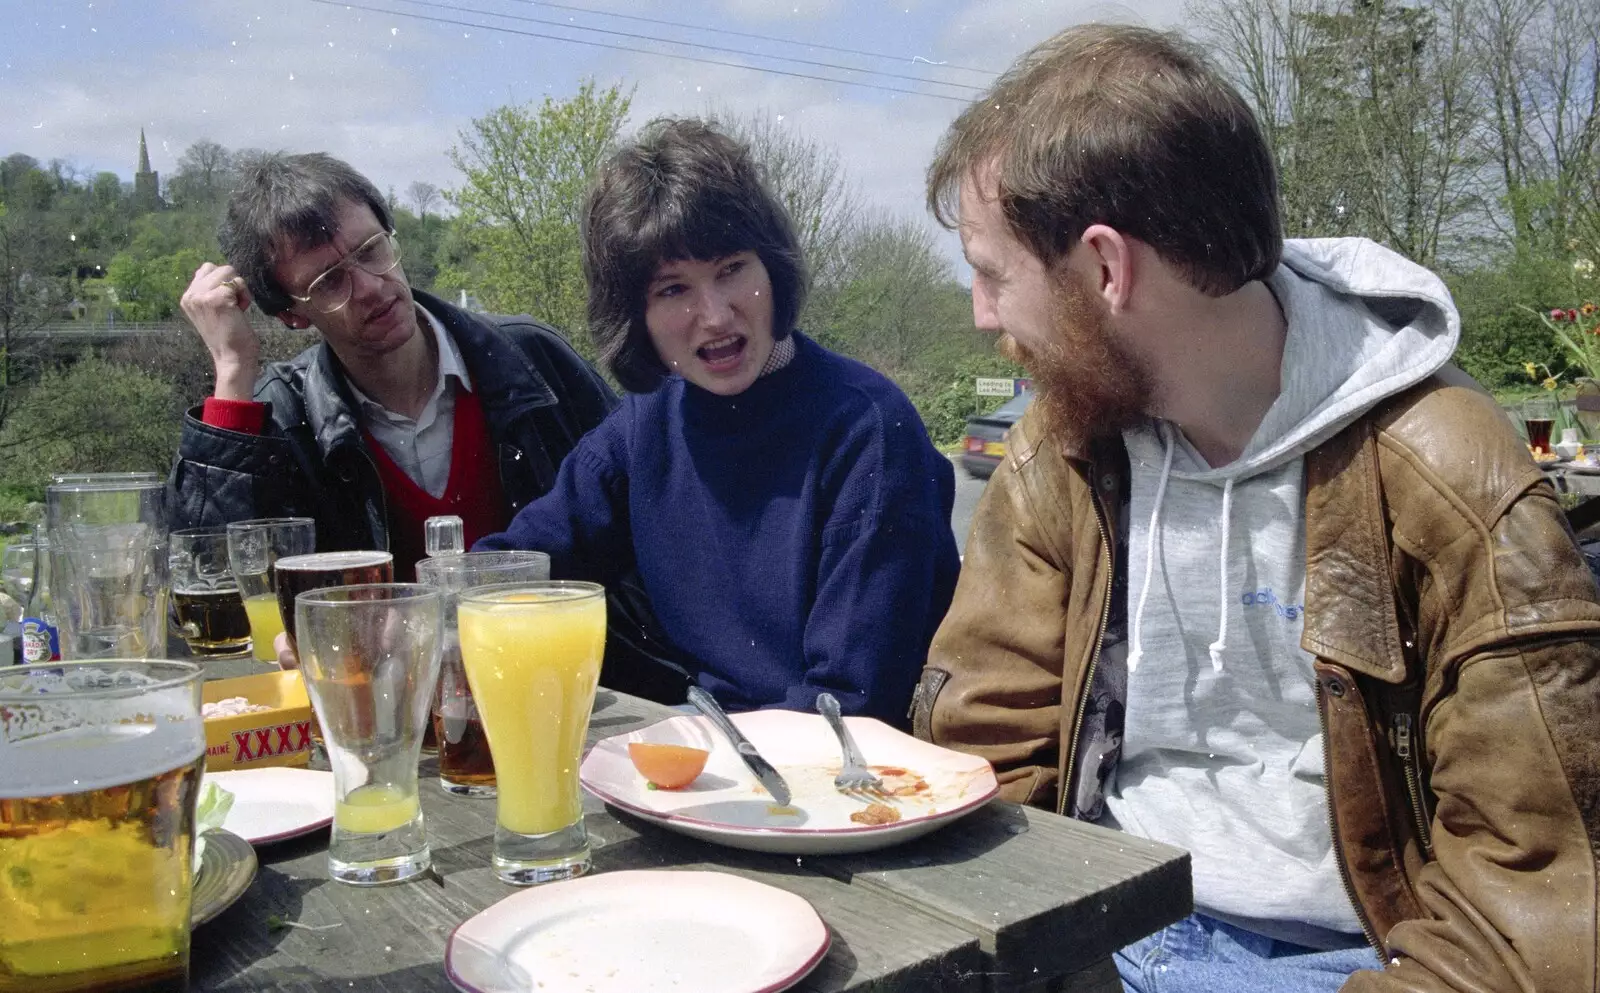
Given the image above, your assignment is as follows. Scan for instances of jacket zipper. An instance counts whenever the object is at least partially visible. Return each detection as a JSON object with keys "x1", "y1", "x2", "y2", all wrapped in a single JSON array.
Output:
[
  {"x1": 1393, "y1": 713, "x2": 1434, "y2": 858},
  {"x1": 1317, "y1": 678, "x2": 1386, "y2": 964},
  {"x1": 1060, "y1": 482, "x2": 1114, "y2": 817}
]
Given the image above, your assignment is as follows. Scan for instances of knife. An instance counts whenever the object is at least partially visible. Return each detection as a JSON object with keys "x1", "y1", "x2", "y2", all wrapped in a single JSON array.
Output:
[{"x1": 686, "y1": 686, "x2": 792, "y2": 807}]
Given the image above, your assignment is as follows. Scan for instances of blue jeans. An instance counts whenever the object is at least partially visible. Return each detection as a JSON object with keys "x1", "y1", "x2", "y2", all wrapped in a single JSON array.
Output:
[{"x1": 1116, "y1": 913, "x2": 1379, "y2": 993}]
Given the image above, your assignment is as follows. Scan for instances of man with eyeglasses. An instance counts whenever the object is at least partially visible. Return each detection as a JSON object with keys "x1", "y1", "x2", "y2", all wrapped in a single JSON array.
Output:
[{"x1": 171, "y1": 151, "x2": 687, "y2": 699}]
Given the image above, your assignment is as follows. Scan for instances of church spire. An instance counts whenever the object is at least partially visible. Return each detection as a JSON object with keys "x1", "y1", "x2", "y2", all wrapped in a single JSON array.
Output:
[{"x1": 134, "y1": 129, "x2": 160, "y2": 211}]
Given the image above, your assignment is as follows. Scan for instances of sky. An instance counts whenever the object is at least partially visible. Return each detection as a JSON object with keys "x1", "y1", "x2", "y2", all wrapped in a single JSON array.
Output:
[{"x1": 0, "y1": 0, "x2": 1188, "y2": 270}]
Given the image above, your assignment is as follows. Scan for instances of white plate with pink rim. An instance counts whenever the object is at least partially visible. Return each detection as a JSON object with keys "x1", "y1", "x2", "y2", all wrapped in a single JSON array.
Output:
[
  {"x1": 580, "y1": 709, "x2": 999, "y2": 854},
  {"x1": 444, "y1": 869, "x2": 831, "y2": 993},
  {"x1": 207, "y1": 767, "x2": 335, "y2": 845}
]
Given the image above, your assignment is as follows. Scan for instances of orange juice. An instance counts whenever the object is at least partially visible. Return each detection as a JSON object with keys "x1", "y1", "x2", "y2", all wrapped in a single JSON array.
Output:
[
  {"x1": 458, "y1": 589, "x2": 605, "y2": 836},
  {"x1": 243, "y1": 592, "x2": 286, "y2": 662}
]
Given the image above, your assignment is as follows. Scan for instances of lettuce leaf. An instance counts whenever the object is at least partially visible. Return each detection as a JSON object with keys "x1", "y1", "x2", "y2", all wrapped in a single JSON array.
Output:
[{"x1": 192, "y1": 778, "x2": 236, "y2": 872}]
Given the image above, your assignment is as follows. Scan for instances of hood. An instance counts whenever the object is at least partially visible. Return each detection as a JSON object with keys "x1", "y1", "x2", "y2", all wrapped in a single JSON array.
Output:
[
  {"x1": 1162, "y1": 236, "x2": 1460, "y2": 484},
  {"x1": 1123, "y1": 237, "x2": 1460, "y2": 674}
]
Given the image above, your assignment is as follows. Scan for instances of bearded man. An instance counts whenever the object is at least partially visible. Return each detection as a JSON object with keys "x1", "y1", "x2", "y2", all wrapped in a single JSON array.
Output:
[{"x1": 911, "y1": 22, "x2": 1600, "y2": 993}]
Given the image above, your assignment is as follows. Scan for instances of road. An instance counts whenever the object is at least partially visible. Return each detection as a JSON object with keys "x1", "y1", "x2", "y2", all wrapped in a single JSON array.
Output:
[{"x1": 949, "y1": 455, "x2": 986, "y2": 555}]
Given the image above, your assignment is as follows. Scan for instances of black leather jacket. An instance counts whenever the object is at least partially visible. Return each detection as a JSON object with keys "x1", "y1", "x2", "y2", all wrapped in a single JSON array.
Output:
[{"x1": 169, "y1": 289, "x2": 692, "y2": 701}]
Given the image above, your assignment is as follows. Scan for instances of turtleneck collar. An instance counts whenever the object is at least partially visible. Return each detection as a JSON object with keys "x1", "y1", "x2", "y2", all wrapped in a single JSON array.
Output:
[{"x1": 679, "y1": 331, "x2": 811, "y2": 436}]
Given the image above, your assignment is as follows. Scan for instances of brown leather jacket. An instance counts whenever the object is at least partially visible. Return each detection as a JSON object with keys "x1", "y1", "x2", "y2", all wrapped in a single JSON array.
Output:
[{"x1": 915, "y1": 371, "x2": 1600, "y2": 992}]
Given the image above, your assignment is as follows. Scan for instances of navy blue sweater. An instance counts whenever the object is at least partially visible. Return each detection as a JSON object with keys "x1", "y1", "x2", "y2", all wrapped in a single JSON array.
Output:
[{"x1": 478, "y1": 332, "x2": 960, "y2": 723}]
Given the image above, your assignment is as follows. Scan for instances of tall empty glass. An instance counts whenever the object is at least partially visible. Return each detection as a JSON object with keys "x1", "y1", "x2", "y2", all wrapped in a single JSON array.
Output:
[
  {"x1": 226, "y1": 518, "x2": 316, "y2": 663},
  {"x1": 170, "y1": 528, "x2": 251, "y2": 658},
  {"x1": 295, "y1": 583, "x2": 443, "y2": 886},
  {"x1": 46, "y1": 479, "x2": 168, "y2": 660},
  {"x1": 416, "y1": 551, "x2": 551, "y2": 797},
  {"x1": 0, "y1": 659, "x2": 205, "y2": 992},
  {"x1": 457, "y1": 582, "x2": 606, "y2": 885}
]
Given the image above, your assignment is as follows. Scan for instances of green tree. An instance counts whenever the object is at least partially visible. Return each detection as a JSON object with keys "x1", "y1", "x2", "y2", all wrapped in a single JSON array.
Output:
[
  {"x1": 444, "y1": 80, "x2": 633, "y2": 351},
  {"x1": 106, "y1": 248, "x2": 205, "y2": 321},
  {"x1": 391, "y1": 206, "x2": 449, "y2": 294},
  {"x1": 0, "y1": 353, "x2": 180, "y2": 487},
  {"x1": 0, "y1": 199, "x2": 70, "y2": 437}
]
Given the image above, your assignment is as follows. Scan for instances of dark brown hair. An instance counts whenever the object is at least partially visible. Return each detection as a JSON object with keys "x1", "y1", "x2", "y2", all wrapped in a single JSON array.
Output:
[
  {"x1": 218, "y1": 151, "x2": 393, "y2": 315},
  {"x1": 927, "y1": 23, "x2": 1281, "y2": 296},
  {"x1": 582, "y1": 117, "x2": 808, "y2": 393}
]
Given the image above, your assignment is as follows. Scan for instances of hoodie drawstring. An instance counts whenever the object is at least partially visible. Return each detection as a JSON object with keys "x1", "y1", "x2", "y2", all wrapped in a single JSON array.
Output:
[
  {"x1": 1126, "y1": 426, "x2": 1174, "y2": 675},
  {"x1": 1208, "y1": 478, "x2": 1234, "y2": 673}
]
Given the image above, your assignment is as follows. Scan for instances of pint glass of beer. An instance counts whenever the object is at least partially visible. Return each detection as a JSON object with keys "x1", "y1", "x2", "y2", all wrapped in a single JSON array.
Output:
[
  {"x1": 295, "y1": 584, "x2": 442, "y2": 886},
  {"x1": 457, "y1": 582, "x2": 605, "y2": 885},
  {"x1": 415, "y1": 551, "x2": 551, "y2": 797},
  {"x1": 170, "y1": 528, "x2": 251, "y2": 658},
  {"x1": 0, "y1": 659, "x2": 206, "y2": 992},
  {"x1": 226, "y1": 518, "x2": 316, "y2": 663},
  {"x1": 274, "y1": 551, "x2": 395, "y2": 648}
]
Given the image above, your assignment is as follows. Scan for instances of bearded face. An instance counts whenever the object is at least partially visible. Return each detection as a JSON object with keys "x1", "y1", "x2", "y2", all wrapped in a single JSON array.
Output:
[{"x1": 1000, "y1": 268, "x2": 1154, "y2": 451}]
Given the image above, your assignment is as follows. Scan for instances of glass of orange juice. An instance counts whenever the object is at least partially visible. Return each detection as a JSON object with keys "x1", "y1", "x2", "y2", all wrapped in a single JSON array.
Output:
[
  {"x1": 457, "y1": 581, "x2": 606, "y2": 885},
  {"x1": 225, "y1": 517, "x2": 316, "y2": 663}
]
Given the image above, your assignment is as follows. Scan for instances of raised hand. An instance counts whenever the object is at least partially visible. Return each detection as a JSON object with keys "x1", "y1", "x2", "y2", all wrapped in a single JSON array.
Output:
[{"x1": 180, "y1": 262, "x2": 262, "y2": 401}]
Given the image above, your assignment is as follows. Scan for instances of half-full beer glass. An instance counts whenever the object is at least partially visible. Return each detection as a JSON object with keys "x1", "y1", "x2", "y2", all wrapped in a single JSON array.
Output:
[
  {"x1": 225, "y1": 518, "x2": 316, "y2": 663},
  {"x1": 0, "y1": 659, "x2": 206, "y2": 992},
  {"x1": 170, "y1": 528, "x2": 251, "y2": 658},
  {"x1": 295, "y1": 584, "x2": 443, "y2": 885},
  {"x1": 457, "y1": 582, "x2": 605, "y2": 885},
  {"x1": 415, "y1": 551, "x2": 551, "y2": 797}
]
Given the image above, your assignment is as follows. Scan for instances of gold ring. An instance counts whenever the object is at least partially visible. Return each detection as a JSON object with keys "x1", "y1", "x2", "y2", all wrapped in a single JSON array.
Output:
[{"x1": 227, "y1": 277, "x2": 245, "y2": 294}]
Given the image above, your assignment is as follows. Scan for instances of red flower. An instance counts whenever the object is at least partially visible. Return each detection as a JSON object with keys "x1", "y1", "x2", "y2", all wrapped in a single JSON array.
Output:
[
  {"x1": 1552, "y1": 308, "x2": 1568, "y2": 321},
  {"x1": 1568, "y1": 309, "x2": 1581, "y2": 322}
]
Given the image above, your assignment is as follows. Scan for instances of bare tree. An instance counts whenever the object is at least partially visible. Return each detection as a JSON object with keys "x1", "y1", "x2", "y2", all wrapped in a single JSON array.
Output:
[
  {"x1": 820, "y1": 213, "x2": 955, "y2": 374},
  {"x1": 708, "y1": 108, "x2": 863, "y2": 295},
  {"x1": 166, "y1": 139, "x2": 235, "y2": 209},
  {"x1": 1192, "y1": 0, "x2": 1484, "y2": 266},
  {"x1": 1467, "y1": 0, "x2": 1600, "y2": 261},
  {"x1": 407, "y1": 181, "x2": 441, "y2": 220}
]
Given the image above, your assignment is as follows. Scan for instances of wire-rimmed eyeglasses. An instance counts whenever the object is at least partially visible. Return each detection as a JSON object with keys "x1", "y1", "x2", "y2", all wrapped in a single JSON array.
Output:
[{"x1": 289, "y1": 230, "x2": 403, "y2": 314}]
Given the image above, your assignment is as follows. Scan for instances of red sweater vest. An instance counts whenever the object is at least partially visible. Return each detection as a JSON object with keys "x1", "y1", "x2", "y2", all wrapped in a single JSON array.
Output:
[{"x1": 363, "y1": 388, "x2": 508, "y2": 580}]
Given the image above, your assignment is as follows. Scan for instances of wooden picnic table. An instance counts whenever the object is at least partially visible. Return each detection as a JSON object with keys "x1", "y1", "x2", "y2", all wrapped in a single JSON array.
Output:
[{"x1": 188, "y1": 660, "x2": 1191, "y2": 993}]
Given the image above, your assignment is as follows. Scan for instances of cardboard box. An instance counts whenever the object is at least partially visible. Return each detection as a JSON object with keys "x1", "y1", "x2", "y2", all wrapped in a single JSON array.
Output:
[{"x1": 202, "y1": 669, "x2": 315, "y2": 771}]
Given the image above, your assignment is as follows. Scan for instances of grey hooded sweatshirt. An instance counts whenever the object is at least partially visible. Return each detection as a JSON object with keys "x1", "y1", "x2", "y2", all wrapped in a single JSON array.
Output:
[{"x1": 1099, "y1": 237, "x2": 1461, "y2": 946}]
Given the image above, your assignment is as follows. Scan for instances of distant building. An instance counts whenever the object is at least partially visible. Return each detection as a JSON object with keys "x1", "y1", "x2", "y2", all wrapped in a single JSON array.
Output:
[{"x1": 133, "y1": 130, "x2": 160, "y2": 211}]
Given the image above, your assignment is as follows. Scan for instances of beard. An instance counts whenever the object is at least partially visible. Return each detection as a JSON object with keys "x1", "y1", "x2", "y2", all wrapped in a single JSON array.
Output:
[{"x1": 997, "y1": 275, "x2": 1154, "y2": 452}]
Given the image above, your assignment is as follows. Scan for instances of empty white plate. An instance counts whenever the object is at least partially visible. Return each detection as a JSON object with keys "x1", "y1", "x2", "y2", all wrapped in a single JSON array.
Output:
[
  {"x1": 207, "y1": 768, "x2": 335, "y2": 845},
  {"x1": 445, "y1": 870, "x2": 830, "y2": 993}
]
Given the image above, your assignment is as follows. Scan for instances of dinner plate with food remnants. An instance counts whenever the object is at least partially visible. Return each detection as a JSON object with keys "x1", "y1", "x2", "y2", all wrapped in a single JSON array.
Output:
[
  {"x1": 207, "y1": 767, "x2": 335, "y2": 845},
  {"x1": 445, "y1": 870, "x2": 829, "y2": 993},
  {"x1": 580, "y1": 710, "x2": 998, "y2": 854}
]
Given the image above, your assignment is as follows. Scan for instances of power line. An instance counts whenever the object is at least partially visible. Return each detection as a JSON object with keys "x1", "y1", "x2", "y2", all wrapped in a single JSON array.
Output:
[
  {"x1": 304, "y1": 0, "x2": 975, "y2": 103},
  {"x1": 498, "y1": 0, "x2": 998, "y2": 78},
  {"x1": 388, "y1": 0, "x2": 986, "y2": 92}
]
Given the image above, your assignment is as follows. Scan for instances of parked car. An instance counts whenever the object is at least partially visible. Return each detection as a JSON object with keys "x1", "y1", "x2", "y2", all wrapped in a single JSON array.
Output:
[{"x1": 960, "y1": 391, "x2": 1034, "y2": 479}]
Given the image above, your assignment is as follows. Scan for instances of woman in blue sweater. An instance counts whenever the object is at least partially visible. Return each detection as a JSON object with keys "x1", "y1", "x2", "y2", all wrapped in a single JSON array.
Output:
[{"x1": 478, "y1": 118, "x2": 959, "y2": 724}]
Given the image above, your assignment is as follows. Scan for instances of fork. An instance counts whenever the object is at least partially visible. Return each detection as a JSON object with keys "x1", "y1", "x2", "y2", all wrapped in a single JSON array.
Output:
[{"x1": 815, "y1": 692, "x2": 887, "y2": 800}]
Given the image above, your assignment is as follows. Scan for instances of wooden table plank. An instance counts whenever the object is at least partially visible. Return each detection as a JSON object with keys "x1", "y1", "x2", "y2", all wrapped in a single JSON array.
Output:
[{"x1": 810, "y1": 805, "x2": 1189, "y2": 992}]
